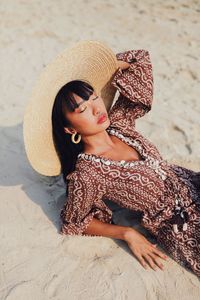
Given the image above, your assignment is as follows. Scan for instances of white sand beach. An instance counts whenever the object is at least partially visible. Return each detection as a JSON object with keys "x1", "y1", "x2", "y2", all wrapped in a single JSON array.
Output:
[{"x1": 0, "y1": 0, "x2": 200, "y2": 299}]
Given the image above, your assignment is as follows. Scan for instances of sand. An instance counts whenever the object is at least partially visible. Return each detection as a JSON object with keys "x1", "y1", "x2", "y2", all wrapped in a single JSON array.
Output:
[{"x1": 0, "y1": 0, "x2": 200, "y2": 299}]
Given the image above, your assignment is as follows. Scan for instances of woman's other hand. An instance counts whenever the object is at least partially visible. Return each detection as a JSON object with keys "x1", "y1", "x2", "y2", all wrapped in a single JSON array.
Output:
[
  {"x1": 117, "y1": 60, "x2": 130, "y2": 70},
  {"x1": 124, "y1": 228, "x2": 169, "y2": 271}
]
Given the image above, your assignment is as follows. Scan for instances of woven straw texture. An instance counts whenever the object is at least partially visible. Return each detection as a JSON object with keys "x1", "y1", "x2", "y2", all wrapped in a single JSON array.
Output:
[{"x1": 23, "y1": 40, "x2": 118, "y2": 176}]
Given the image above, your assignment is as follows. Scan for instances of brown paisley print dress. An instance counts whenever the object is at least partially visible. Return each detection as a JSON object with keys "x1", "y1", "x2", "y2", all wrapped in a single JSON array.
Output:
[{"x1": 59, "y1": 49, "x2": 200, "y2": 277}]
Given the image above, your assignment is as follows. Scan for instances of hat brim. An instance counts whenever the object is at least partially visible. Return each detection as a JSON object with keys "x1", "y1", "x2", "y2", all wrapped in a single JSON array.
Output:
[{"x1": 23, "y1": 40, "x2": 118, "y2": 176}]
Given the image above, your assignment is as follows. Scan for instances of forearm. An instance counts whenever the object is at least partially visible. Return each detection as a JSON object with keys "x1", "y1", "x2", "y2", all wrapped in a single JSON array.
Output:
[{"x1": 83, "y1": 217, "x2": 133, "y2": 241}]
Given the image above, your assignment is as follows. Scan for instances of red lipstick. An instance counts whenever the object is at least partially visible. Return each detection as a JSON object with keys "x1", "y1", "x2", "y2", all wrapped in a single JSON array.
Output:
[{"x1": 97, "y1": 113, "x2": 107, "y2": 124}]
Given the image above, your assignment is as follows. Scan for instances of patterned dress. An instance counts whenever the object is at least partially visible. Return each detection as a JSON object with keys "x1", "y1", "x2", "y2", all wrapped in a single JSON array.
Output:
[{"x1": 59, "y1": 49, "x2": 200, "y2": 277}]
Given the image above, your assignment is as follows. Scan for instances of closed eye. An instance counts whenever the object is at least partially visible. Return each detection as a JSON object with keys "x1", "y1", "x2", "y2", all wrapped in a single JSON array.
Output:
[
  {"x1": 79, "y1": 96, "x2": 99, "y2": 113},
  {"x1": 79, "y1": 107, "x2": 87, "y2": 113}
]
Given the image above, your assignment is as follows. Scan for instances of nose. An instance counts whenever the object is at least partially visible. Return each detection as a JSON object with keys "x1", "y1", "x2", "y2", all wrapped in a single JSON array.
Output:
[{"x1": 93, "y1": 104, "x2": 101, "y2": 116}]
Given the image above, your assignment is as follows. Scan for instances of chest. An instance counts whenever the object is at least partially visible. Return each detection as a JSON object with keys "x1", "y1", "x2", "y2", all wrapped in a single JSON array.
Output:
[
  {"x1": 104, "y1": 127, "x2": 164, "y2": 163},
  {"x1": 103, "y1": 135, "x2": 144, "y2": 162}
]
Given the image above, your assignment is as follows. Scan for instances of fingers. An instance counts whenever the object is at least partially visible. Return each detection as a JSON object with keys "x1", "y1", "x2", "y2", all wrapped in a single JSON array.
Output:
[
  {"x1": 136, "y1": 254, "x2": 149, "y2": 270},
  {"x1": 145, "y1": 252, "x2": 165, "y2": 271},
  {"x1": 127, "y1": 238, "x2": 169, "y2": 271},
  {"x1": 136, "y1": 245, "x2": 168, "y2": 271},
  {"x1": 117, "y1": 60, "x2": 130, "y2": 70},
  {"x1": 142, "y1": 253, "x2": 159, "y2": 271},
  {"x1": 135, "y1": 251, "x2": 163, "y2": 271},
  {"x1": 151, "y1": 246, "x2": 169, "y2": 261}
]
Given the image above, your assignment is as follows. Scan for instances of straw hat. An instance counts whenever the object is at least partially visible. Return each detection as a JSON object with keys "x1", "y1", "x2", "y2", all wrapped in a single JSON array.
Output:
[{"x1": 23, "y1": 40, "x2": 118, "y2": 176}]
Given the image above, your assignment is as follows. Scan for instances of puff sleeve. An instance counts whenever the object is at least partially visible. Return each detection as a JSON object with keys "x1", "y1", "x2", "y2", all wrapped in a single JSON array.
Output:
[
  {"x1": 59, "y1": 171, "x2": 113, "y2": 236},
  {"x1": 108, "y1": 49, "x2": 154, "y2": 135}
]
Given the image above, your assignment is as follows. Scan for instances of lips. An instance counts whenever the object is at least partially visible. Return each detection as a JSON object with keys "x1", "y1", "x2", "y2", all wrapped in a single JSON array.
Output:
[{"x1": 97, "y1": 113, "x2": 107, "y2": 124}]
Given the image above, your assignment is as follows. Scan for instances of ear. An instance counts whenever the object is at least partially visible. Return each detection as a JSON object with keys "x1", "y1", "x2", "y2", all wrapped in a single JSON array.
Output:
[{"x1": 64, "y1": 127, "x2": 75, "y2": 134}]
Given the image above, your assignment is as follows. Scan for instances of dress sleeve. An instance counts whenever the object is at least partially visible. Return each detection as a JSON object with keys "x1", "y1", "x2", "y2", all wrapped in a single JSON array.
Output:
[
  {"x1": 59, "y1": 171, "x2": 113, "y2": 236},
  {"x1": 108, "y1": 49, "x2": 153, "y2": 135}
]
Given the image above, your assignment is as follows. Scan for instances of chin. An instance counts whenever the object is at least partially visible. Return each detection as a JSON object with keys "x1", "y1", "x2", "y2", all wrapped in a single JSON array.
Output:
[
  {"x1": 105, "y1": 118, "x2": 111, "y2": 128},
  {"x1": 99, "y1": 117, "x2": 110, "y2": 127},
  {"x1": 94, "y1": 118, "x2": 110, "y2": 133}
]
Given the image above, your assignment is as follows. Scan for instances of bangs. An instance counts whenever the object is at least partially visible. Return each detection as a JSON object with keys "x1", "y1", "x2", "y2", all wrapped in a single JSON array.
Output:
[{"x1": 62, "y1": 80, "x2": 94, "y2": 113}]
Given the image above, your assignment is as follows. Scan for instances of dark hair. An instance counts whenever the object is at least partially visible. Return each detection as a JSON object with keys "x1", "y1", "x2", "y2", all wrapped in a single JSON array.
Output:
[{"x1": 51, "y1": 80, "x2": 94, "y2": 187}]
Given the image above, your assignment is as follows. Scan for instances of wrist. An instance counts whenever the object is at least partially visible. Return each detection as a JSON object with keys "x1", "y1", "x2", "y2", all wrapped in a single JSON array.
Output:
[{"x1": 123, "y1": 227, "x2": 136, "y2": 241}]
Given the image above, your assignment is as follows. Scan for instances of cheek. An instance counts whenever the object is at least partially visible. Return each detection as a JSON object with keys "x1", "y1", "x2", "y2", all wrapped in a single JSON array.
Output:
[
  {"x1": 75, "y1": 115, "x2": 98, "y2": 133},
  {"x1": 78, "y1": 116, "x2": 110, "y2": 135},
  {"x1": 100, "y1": 100, "x2": 107, "y2": 109}
]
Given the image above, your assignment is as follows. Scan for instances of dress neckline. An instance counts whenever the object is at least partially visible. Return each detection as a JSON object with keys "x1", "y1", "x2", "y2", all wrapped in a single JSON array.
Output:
[
  {"x1": 77, "y1": 127, "x2": 168, "y2": 180},
  {"x1": 78, "y1": 151, "x2": 145, "y2": 167},
  {"x1": 77, "y1": 127, "x2": 147, "y2": 167}
]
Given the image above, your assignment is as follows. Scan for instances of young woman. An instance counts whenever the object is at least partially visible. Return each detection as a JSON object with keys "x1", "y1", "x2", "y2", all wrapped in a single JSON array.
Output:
[{"x1": 51, "y1": 49, "x2": 200, "y2": 277}]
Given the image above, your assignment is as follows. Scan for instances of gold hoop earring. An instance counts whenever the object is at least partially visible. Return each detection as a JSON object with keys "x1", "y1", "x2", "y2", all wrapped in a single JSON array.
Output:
[{"x1": 71, "y1": 132, "x2": 81, "y2": 144}]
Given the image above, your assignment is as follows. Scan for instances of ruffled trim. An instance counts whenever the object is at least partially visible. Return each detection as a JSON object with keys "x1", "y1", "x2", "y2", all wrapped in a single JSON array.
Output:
[{"x1": 60, "y1": 208, "x2": 112, "y2": 237}]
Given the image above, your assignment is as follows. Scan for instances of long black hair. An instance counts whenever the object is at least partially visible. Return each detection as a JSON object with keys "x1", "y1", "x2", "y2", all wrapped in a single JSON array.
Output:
[{"x1": 51, "y1": 80, "x2": 94, "y2": 186}]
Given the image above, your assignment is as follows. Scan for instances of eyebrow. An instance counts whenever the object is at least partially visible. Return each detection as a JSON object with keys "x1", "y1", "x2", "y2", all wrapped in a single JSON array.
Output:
[{"x1": 76, "y1": 96, "x2": 98, "y2": 107}]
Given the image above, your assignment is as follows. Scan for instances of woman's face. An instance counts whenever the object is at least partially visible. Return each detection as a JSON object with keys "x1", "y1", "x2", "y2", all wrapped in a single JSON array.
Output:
[{"x1": 63, "y1": 90, "x2": 110, "y2": 136}]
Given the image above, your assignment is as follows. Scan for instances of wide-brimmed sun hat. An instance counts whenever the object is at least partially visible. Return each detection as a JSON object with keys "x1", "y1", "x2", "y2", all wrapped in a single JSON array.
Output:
[{"x1": 23, "y1": 40, "x2": 118, "y2": 177}]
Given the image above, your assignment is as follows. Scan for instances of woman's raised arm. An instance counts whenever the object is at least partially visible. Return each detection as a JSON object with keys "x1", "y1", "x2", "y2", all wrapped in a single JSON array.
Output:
[{"x1": 108, "y1": 49, "x2": 154, "y2": 137}]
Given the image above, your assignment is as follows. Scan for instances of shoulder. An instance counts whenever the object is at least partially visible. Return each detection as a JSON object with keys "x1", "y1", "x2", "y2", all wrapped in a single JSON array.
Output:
[
  {"x1": 66, "y1": 165, "x2": 107, "y2": 199},
  {"x1": 66, "y1": 160, "x2": 103, "y2": 186}
]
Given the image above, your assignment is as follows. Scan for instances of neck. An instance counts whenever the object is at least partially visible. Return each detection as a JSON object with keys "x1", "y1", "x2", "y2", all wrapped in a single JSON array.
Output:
[{"x1": 81, "y1": 129, "x2": 115, "y2": 155}]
